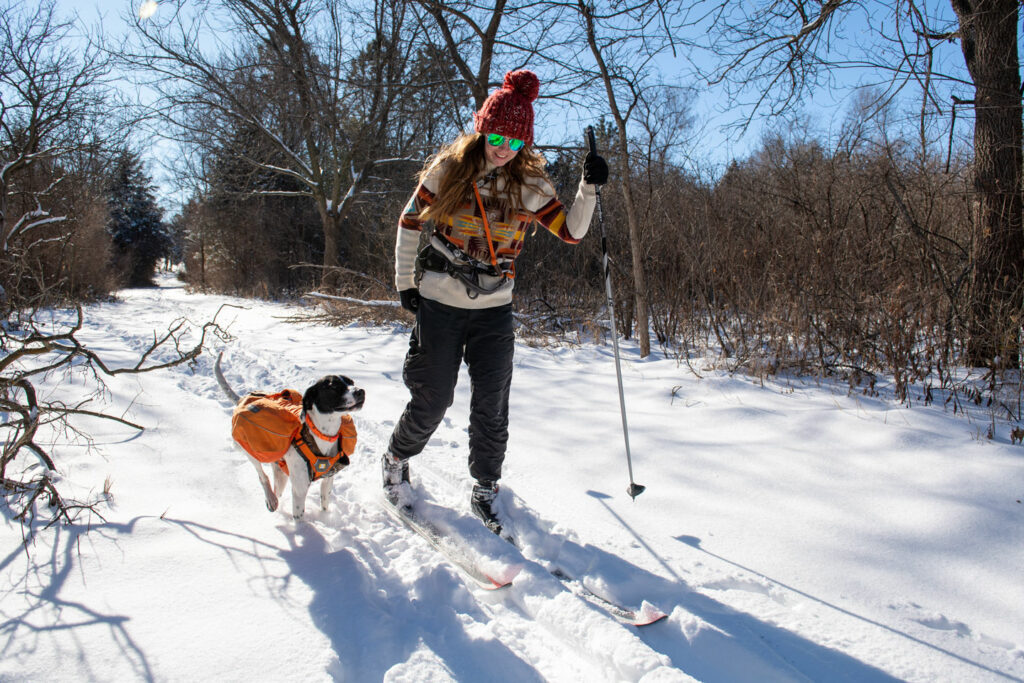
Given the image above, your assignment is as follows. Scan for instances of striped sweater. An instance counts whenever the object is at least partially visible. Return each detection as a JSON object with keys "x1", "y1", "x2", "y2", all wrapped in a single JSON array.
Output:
[{"x1": 395, "y1": 159, "x2": 597, "y2": 309}]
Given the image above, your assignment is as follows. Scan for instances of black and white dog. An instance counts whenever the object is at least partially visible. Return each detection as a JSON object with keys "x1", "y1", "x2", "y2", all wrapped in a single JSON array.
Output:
[{"x1": 215, "y1": 352, "x2": 365, "y2": 518}]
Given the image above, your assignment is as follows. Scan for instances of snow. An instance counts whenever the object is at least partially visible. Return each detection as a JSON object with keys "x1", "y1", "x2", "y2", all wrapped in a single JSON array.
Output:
[{"x1": 2, "y1": 274, "x2": 1022, "y2": 682}]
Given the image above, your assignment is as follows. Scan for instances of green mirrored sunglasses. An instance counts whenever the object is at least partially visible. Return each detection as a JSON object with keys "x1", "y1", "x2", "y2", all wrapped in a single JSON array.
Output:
[{"x1": 486, "y1": 133, "x2": 525, "y2": 152}]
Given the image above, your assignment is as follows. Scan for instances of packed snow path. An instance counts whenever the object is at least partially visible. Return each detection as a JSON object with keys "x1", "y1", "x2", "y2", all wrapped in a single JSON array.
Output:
[{"x1": 2, "y1": 276, "x2": 1022, "y2": 681}]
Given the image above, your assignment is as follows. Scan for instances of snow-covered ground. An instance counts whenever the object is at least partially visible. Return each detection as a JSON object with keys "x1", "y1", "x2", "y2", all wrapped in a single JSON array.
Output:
[{"x1": 2, "y1": 275, "x2": 1022, "y2": 682}]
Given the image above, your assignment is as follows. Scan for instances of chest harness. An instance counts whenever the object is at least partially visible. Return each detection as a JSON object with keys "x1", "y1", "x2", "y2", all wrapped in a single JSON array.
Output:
[
  {"x1": 291, "y1": 414, "x2": 356, "y2": 481},
  {"x1": 417, "y1": 181, "x2": 517, "y2": 298}
]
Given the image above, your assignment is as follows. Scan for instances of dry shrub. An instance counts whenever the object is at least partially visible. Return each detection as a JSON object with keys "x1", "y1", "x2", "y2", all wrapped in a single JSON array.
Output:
[
  {"x1": 2, "y1": 186, "x2": 117, "y2": 306},
  {"x1": 60, "y1": 198, "x2": 119, "y2": 298},
  {"x1": 659, "y1": 134, "x2": 974, "y2": 402},
  {"x1": 172, "y1": 120, "x2": 998, "y2": 413},
  {"x1": 299, "y1": 296, "x2": 410, "y2": 327}
]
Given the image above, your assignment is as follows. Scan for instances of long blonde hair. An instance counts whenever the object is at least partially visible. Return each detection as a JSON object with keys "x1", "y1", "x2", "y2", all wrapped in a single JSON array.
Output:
[{"x1": 419, "y1": 132, "x2": 549, "y2": 224}]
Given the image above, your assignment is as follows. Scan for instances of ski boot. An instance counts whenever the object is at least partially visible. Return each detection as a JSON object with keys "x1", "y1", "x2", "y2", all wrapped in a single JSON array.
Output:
[
  {"x1": 471, "y1": 480, "x2": 503, "y2": 535},
  {"x1": 382, "y1": 451, "x2": 412, "y2": 511}
]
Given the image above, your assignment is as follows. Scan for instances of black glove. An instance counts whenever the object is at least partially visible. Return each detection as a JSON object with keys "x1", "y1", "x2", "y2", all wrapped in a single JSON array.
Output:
[
  {"x1": 583, "y1": 151, "x2": 609, "y2": 185},
  {"x1": 399, "y1": 288, "x2": 421, "y2": 313}
]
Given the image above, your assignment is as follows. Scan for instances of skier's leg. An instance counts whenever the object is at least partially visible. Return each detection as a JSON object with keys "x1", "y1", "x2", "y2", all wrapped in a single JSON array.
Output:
[
  {"x1": 464, "y1": 303, "x2": 515, "y2": 484},
  {"x1": 388, "y1": 297, "x2": 467, "y2": 460}
]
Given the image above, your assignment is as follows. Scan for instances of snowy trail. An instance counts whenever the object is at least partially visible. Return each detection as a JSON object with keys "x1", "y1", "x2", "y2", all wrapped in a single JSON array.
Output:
[{"x1": 2, "y1": 276, "x2": 1022, "y2": 682}]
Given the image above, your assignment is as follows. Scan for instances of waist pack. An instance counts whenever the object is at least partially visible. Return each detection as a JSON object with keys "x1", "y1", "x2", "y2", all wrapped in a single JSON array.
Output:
[
  {"x1": 417, "y1": 234, "x2": 514, "y2": 298},
  {"x1": 231, "y1": 390, "x2": 356, "y2": 480}
]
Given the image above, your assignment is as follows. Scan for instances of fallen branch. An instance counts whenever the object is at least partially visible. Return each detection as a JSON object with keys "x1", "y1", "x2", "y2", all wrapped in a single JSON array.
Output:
[
  {"x1": 1, "y1": 303, "x2": 233, "y2": 541},
  {"x1": 302, "y1": 291, "x2": 401, "y2": 308}
]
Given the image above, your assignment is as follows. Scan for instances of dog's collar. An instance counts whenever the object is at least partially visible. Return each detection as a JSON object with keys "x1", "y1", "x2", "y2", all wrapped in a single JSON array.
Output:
[{"x1": 304, "y1": 413, "x2": 341, "y2": 442}]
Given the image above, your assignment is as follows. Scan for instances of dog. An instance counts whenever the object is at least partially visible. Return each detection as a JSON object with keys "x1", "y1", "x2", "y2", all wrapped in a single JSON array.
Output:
[{"x1": 215, "y1": 352, "x2": 365, "y2": 518}]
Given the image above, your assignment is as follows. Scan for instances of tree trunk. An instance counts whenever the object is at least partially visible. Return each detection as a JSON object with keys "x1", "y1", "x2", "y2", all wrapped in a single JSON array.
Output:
[
  {"x1": 319, "y1": 160, "x2": 380, "y2": 288},
  {"x1": 951, "y1": 0, "x2": 1024, "y2": 367},
  {"x1": 616, "y1": 141, "x2": 652, "y2": 357},
  {"x1": 320, "y1": 207, "x2": 343, "y2": 288},
  {"x1": 580, "y1": 1, "x2": 652, "y2": 357}
]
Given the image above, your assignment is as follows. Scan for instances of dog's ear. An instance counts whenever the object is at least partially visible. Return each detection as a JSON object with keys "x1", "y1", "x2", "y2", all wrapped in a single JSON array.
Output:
[
  {"x1": 304, "y1": 375, "x2": 354, "y2": 413},
  {"x1": 302, "y1": 377, "x2": 333, "y2": 412}
]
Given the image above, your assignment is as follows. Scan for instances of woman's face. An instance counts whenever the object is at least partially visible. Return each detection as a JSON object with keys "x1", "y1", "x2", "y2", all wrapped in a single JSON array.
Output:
[{"x1": 483, "y1": 133, "x2": 522, "y2": 168}]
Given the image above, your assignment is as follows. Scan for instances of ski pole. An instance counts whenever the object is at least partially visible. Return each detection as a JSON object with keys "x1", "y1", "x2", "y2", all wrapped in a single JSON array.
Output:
[{"x1": 587, "y1": 126, "x2": 645, "y2": 500}]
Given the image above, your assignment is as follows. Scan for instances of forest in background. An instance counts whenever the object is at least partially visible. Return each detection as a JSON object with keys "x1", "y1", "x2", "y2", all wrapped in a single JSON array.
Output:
[{"x1": 3, "y1": 0, "x2": 1023, "y2": 411}]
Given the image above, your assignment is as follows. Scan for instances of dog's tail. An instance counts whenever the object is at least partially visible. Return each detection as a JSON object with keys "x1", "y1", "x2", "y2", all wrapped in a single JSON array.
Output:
[{"x1": 214, "y1": 351, "x2": 241, "y2": 403}]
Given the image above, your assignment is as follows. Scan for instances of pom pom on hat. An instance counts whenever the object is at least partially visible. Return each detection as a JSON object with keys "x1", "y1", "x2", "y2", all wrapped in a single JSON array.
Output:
[
  {"x1": 473, "y1": 69, "x2": 540, "y2": 146},
  {"x1": 503, "y1": 70, "x2": 540, "y2": 102}
]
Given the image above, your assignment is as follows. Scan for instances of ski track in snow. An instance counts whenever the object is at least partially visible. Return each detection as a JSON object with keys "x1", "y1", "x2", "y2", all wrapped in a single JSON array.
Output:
[{"x1": 2, "y1": 276, "x2": 1023, "y2": 682}]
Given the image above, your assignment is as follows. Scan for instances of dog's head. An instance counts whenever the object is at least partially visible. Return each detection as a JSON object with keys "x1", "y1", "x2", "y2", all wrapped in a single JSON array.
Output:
[{"x1": 302, "y1": 375, "x2": 365, "y2": 416}]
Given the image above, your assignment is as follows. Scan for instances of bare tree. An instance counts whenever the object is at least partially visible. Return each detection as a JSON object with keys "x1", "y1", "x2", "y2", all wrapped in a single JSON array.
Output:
[
  {"x1": 0, "y1": 0, "x2": 110, "y2": 257},
  {"x1": 569, "y1": 0, "x2": 690, "y2": 357},
  {"x1": 694, "y1": 0, "x2": 1023, "y2": 367},
  {"x1": 410, "y1": 0, "x2": 509, "y2": 110},
  {"x1": 407, "y1": 0, "x2": 570, "y2": 113},
  {"x1": 121, "y1": 0, "x2": 418, "y2": 286}
]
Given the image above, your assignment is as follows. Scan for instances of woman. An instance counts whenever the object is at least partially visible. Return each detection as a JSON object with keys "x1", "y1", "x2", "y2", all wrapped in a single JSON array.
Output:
[{"x1": 383, "y1": 69, "x2": 608, "y2": 535}]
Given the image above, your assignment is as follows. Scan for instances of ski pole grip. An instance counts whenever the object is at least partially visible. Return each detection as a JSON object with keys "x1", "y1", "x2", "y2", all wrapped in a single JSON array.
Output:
[{"x1": 586, "y1": 126, "x2": 597, "y2": 156}]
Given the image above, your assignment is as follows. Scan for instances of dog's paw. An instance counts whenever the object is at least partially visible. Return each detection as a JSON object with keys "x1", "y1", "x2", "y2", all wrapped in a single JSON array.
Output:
[{"x1": 265, "y1": 493, "x2": 279, "y2": 512}]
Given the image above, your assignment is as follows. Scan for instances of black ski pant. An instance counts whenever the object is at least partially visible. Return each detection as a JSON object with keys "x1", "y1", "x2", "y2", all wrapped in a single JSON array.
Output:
[{"x1": 388, "y1": 297, "x2": 515, "y2": 483}]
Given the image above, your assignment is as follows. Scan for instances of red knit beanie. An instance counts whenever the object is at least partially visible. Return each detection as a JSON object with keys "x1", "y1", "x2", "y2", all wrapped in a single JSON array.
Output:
[{"x1": 473, "y1": 70, "x2": 540, "y2": 147}]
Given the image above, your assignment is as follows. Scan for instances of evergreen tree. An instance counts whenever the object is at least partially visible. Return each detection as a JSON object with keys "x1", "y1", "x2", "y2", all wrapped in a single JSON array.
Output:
[{"x1": 106, "y1": 150, "x2": 170, "y2": 286}]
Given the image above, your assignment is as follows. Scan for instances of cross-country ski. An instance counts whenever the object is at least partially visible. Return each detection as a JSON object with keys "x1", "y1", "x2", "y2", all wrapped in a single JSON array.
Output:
[
  {"x1": 549, "y1": 567, "x2": 667, "y2": 627},
  {"x1": 380, "y1": 497, "x2": 520, "y2": 591},
  {"x1": 410, "y1": 460, "x2": 669, "y2": 627}
]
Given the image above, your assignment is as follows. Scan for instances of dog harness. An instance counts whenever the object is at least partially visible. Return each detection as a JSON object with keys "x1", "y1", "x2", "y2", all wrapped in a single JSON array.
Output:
[
  {"x1": 293, "y1": 414, "x2": 357, "y2": 481},
  {"x1": 231, "y1": 390, "x2": 357, "y2": 480}
]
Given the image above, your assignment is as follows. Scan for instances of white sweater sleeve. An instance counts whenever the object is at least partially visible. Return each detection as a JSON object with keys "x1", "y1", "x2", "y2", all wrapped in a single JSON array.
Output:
[
  {"x1": 394, "y1": 226, "x2": 420, "y2": 292},
  {"x1": 566, "y1": 179, "x2": 598, "y2": 241},
  {"x1": 394, "y1": 163, "x2": 446, "y2": 292}
]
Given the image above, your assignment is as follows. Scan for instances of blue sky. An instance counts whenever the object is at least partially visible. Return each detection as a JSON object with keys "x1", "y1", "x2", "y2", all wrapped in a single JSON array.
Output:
[
  {"x1": 69, "y1": 1, "x2": 759, "y2": 177},
  {"x1": 64, "y1": 0, "x2": 1006, "y2": 203}
]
